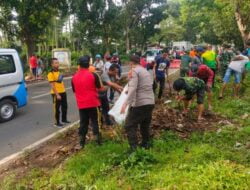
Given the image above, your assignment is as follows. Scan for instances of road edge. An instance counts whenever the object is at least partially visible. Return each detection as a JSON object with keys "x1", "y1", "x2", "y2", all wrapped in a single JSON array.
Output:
[{"x1": 0, "y1": 121, "x2": 79, "y2": 169}]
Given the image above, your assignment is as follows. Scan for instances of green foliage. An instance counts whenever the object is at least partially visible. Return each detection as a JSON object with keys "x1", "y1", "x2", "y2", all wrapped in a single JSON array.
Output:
[
  {"x1": 2, "y1": 125, "x2": 250, "y2": 190},
  {"x1": 0, "y1": 0, "x2": 68, "y2": 55},
  {"x1": 154, "y1": 0, "x2": 249, "y2": 48}
]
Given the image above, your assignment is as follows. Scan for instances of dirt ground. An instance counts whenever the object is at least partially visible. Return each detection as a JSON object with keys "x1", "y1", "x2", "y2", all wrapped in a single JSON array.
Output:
[{"x1": 0, "y1": 99, "x2": 229, "y2": 182}]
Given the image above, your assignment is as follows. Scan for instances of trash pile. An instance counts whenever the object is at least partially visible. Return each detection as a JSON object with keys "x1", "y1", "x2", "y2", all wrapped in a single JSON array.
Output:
[{"x1": 151, "y1": 104, "x2": 222, "y2": 138}]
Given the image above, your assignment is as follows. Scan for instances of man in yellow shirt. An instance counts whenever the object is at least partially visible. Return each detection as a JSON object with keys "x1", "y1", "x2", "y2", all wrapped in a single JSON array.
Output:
[
  {"x1": 202, "y1": 45, "x2": 218, "y2": 86},
  {"x1": 47, "y1": 58, "x2": 70, "y2": 128}
]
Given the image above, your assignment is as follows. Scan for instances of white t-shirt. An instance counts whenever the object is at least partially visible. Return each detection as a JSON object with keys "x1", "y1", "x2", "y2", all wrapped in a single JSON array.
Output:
[
  {"x1": 104, "y1": 61, "x2": 112, "y2": 72},
  {"x1": 93, "y1": 60, "x2": 104, "y2": 70},
  {"x1": 229, "y1": 55, "x2": 249, "y2": 73}
]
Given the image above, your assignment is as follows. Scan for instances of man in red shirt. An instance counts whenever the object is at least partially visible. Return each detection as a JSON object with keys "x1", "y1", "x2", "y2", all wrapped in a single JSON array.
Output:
[
  {"x1": 189, "y1": 64, "x2": 214, "y2": 110},
  {"x1": 72, "y1": 55, "x2": 104, "y2": 148},
  {"x1": 29, "y1": 54, "x2": 38, "y2": 80}
]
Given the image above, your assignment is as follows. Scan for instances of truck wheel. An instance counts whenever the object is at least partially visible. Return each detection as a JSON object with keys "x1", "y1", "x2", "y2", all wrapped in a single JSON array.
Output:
[{"x1": 0, "y1": 99, "x2": 16, "y2": 122}]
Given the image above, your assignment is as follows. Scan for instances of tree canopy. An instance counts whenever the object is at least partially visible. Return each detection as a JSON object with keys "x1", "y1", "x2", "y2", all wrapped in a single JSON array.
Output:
[{"x1": 0, "y1": 0, "x2": 250, "y2": 57}]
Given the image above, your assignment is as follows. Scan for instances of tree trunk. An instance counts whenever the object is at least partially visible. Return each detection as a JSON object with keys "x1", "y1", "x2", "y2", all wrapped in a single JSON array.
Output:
[
  {"x1": 25, "y1": 38, "x2": 36, "y2": 57},
  {"x1": 126, "y1": 25, "x2": 130, "y2": 54},
  {"x1": 235, "y1": 5, "x2": 250, "y2": 46}
]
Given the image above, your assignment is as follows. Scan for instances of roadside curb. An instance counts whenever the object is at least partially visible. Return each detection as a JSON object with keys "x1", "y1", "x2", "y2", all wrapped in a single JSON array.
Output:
[{"x1": 0, "y1": 120, "x2": 79, "y2": 169}]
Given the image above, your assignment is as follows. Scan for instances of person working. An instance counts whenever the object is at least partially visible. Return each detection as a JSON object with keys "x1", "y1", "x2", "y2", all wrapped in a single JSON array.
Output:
[
  {"x1": 189, "y1": 64, "x2": 214, "y2": 111},
  {"x1": 93, "y1": 54, "x2": 104, "y2": 72},
  {"x1": 100, "y1": 64, "x2": 123, "y2": 125},
  {"x1": 121, "y1": 55, "x2": 155, "y2": 151},
  {"x1": 154, "y1": 49, "x2": 170, "y2": 99},
  {"x1": 219, "y1": 54, "x2": 249, "y2": 98},
  {"x1": 72, "y1": 55, "x2": 104, "y2": 148},
  {"x1": 173, "y1": 77, "x2": 206, "y2": 121},
  {"x1": 180, "y1": 51, "x2": 192, "y2": 77},
  {"x1": 47, "y1": 58, "x2": 70, "y2": 128},
  {"x1": 202, "y1": 45, "x2": 218, "y2": 86}
]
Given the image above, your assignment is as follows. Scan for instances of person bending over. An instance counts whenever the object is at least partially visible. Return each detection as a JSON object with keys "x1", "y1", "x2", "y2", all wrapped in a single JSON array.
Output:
[{"x1": 173, "y1": 77, "x2": 205, "y2": 121}]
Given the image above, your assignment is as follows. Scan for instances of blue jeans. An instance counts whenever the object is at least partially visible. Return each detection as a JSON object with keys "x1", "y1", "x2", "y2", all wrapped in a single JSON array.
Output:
[{"x1": 223, "y1": 68, "x2": 241, "y2": 84}]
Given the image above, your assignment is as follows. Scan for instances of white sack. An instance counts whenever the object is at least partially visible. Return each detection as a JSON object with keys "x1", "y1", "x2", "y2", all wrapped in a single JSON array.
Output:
[{"x1": 108, "y1": 85, "x2": 128, "y2": 125}]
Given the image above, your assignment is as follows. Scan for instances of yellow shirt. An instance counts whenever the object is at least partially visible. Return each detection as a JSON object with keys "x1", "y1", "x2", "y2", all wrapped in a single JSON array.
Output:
[{"x1": 47, "y1": 71, "x2": 66, "y2": 94}]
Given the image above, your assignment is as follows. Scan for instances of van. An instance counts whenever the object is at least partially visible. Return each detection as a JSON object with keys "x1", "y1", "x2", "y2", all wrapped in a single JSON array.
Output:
[
  {"x1": 144, "y1": 48, "x2": 163, "y2": 63},
  {"x1": 0, "y1": 49, "x2": 28, "y2": 122}
]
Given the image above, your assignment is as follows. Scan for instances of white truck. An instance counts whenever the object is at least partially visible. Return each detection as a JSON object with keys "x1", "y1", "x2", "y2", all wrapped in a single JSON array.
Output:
[
  {"x1": 144, "y1": 48, "x2": 163, "y2": 63},
  {"x1": 172, "y1": 41, "x2": 193, "y2": 51},
  {"x1": 0, "y1": 49, "x2": 28, "y2": 122}
]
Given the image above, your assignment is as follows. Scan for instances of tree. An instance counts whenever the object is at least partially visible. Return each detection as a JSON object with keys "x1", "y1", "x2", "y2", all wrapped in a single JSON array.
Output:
[
  {"x1": 70, "y1": 0, "x2": 123, "y2": 55},
  {"x1": 121, "y1": 0, "x2": 166, "y2": 53},
  {"x1": 218, "y1": 0, "x2": 250, "y2": 45},
  {"x1": 0, "y1": 0, "x2": 68, "y2": 56}
]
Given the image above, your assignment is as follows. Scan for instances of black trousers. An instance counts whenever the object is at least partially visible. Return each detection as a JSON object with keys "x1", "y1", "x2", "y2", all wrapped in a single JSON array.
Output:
[
  {"x1": 52, "y1": 92, "x2": 68, "y2": 124},
  {"x1": 155, "y1": 77, "x2": 165, "y2": 99},
  {"x1": 99, "y1": 92, "x2": 112, "y2": 124},
  {"x1": 124, "y1": 105, "x2": 154, "y2": 149},
  {"x1": 79, "y1": 107, "x2": 101, "y2": 140}
]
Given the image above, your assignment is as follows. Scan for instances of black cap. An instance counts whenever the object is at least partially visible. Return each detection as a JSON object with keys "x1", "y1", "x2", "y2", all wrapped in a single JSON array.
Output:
[
  {"x1": 79, "y1": 55, "x2": 90, "y2": 68},
  {"x1": 173, "y1": 78, "x2": 186, "y2": 91},
  {"x1": 191, "y1": 64, "x2": 199, "y2": 74}
]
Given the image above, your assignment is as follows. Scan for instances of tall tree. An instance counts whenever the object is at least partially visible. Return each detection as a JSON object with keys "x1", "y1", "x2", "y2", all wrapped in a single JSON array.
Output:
[
  {"x1": 0, "y1": 0, "x2": 68, "y2": 56},
  {"x1": 121, "y1": 0, "x2": 166, "y2": 52}
]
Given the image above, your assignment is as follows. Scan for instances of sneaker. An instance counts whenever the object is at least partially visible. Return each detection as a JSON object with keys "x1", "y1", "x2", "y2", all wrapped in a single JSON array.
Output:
[
  {"x1": 54, "y1": 123, "x2": 64, "y2": 128},
  {"x1": 62, "y1": 120, "x2": 71, "y2": 124}
]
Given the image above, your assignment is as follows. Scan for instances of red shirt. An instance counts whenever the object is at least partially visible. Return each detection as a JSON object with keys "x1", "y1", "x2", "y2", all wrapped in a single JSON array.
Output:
[
  {"x1": 189, "y1": 64, "x2": 214, "y2": 86},
  {"x1": 72, "y1": 69, "x2": 101, "y2": 109},
  {"x1": 29, "y1": 56, "x2": 37, "y2": 69},
  {"x1": 140, "y1": 57, "x2": 147, "y2": 68}
]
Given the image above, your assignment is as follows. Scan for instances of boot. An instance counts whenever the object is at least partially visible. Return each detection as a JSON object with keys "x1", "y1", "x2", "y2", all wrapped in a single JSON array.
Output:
[
  {"x1": 94, "y1": 133, "x2": 102, "y2": 145},
  {"x1": 79, "y1": 135, "x2": 86, "y2": 149}
]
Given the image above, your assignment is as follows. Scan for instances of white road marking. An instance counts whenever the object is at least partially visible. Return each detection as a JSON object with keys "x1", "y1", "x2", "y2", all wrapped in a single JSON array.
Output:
[{"x1": 31, "y1": 87, "x2": 72, "y2": 99}]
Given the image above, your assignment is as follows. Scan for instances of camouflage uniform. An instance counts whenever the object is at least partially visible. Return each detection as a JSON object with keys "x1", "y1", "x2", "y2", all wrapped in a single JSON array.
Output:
[
  {"x1": 182, "y1": 77, "x2": 205, "y2": 104},
  {"x1": 218, "y1": 50, "x2": 235, "y2": 78}
]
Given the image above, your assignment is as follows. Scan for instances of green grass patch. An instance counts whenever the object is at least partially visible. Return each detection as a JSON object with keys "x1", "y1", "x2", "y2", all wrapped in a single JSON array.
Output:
[{"x1": 2, "y1": 127, "x2": 250, "y2": 190}]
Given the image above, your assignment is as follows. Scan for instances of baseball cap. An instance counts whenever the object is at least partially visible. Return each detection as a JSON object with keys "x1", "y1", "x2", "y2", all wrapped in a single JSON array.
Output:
[
  {"x1": 196, "y1": 47, "x2": 204, "y2": 53},
  {"x1": 79, "y1": 56, "x2": 90, "y2": 64},
  {"x1": 95, "y1": 54, "x2": 102, "y2": 59}
]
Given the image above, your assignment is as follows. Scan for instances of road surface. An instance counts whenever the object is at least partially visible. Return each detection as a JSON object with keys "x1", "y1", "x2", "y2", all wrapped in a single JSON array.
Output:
[{"x1": 0, "y1": 66, "x2": 176, "y2": 160}]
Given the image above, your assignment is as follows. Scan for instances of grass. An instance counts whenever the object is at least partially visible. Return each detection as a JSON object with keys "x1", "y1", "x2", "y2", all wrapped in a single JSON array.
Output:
[{"x1": 1, "y1": 76, "x2": 250, "y2": 190}]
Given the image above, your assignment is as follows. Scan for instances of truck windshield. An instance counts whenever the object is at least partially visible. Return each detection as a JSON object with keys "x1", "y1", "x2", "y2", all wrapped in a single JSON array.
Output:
[{"x1": 0, "y1": 55, "x2": 16, "y2": 75}]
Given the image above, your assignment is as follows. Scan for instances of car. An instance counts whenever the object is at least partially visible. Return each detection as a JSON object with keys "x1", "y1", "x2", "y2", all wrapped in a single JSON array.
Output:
[
  {"x1": 0, "y1": 49, "x2": 28, "y2": 122},
  {"x1": 144, "y1": 48, "x2": 163, "y2": 63}
]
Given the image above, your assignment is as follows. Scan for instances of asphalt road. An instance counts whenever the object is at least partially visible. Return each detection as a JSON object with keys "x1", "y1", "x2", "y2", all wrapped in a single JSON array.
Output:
[
  {"x1": 0, "y1": 66, "x2": 177, "y2": 160},
  {"x1": 0, "y1": 66, "x2": 130, "y2": 160}
]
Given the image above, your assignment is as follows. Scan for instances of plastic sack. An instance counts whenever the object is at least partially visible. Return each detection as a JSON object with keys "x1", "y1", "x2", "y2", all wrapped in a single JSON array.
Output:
[{"x1": 108, "y1": 85, "x2": 128, "y2": 125}]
